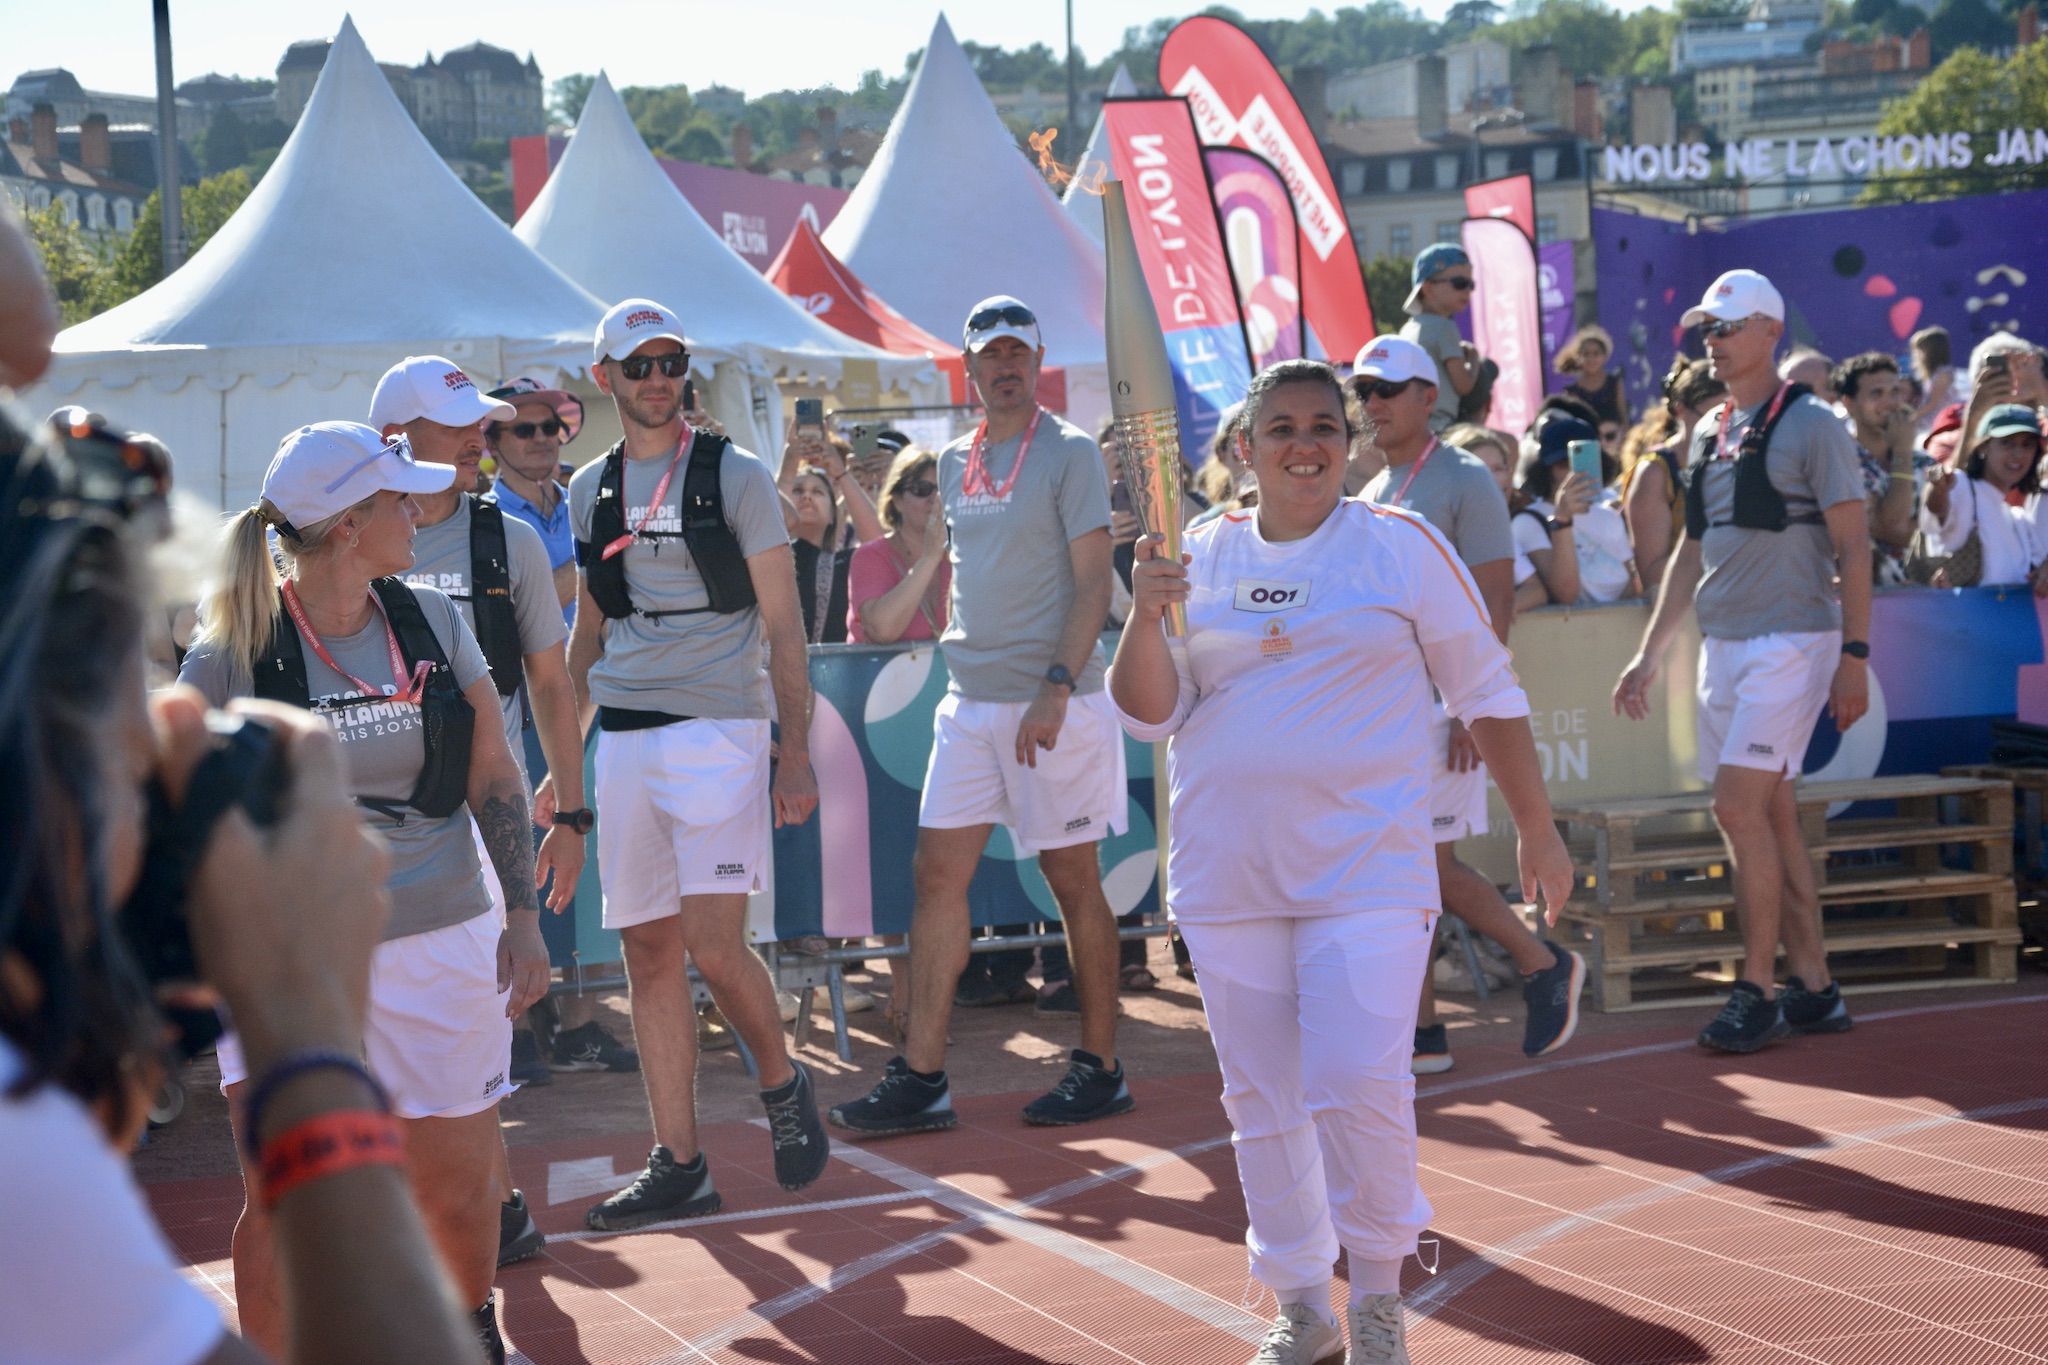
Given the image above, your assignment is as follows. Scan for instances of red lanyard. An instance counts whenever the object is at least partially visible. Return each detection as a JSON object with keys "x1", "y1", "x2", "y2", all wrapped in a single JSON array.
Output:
[
  {"x1": 962, "y1": 406, "x2": 1043, "y2": 500},
  {"x1": 601, "y1": 435, "x2": 689, "y2": 561},
  {"x1": 1389, "y1": 437, "x2": 1439, "y2": 505},
  {"x1": 281, "y1": 581, "x2": 430, "y2": 704},
  {"x1": 1715, "y1": 383, "x2": 1791, "y2": 462}
]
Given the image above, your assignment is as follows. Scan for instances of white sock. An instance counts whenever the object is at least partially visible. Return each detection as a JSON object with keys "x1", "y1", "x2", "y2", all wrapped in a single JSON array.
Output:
[
  {"x1": 1275, "y1": 1284, "x2": 1336, "y2": 1327},
  {"x1": 1350, "y1": 1258, "x2": 1404, "y2": 1300}
]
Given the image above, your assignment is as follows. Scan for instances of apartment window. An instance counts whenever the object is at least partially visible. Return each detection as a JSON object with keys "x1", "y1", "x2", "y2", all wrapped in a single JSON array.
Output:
[
  {"x1": 1434, "y1": 154, "x2": 1460, "y2": 188},
  {"x1": 1484, "y1": 150, "x2": 1509, "y2": 179},
  {"x1": 57, "y1": 189, "x2": 78, "y2": 224},
  {"x1": 1341, "y1": 160, "x2": 1365, "y2": 196},
  {"x1": 1537, "y1": 214, "x2": 1559, "y2": 245},
  {"x1": 1436, "y1": 222, "x2": 1461, "y2": 244},
  {"x1": 1389, "y1": 223, "x2": 1413, "y2": 257},
  {"x1": 85, "y1": 194, "x2": 106, "y2": 230},
  {"x1": 1388, "y1": 158, "x2": 1412, "y2": 192},
  {"x1": 114, "y1": 198, "x2": 133, "y2": 231},
  {"x1": 1533, "y1": 148, "x2": 1559, "y2": 182}
]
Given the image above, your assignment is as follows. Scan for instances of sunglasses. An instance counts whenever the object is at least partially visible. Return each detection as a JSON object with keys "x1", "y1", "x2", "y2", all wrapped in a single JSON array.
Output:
[
  {"x1": 966, "y1": 303, "x2": 1038, "y2": 333},
  {"x1": 897, "y1": 479, "x2": 938, "y2": 498},
  {"x1": 616, "y1": 351, "x2": 690, "y2": 381},
  {"x1": 1437, "y1": 276, "x2": 1475, "y2": 290},
  {"x1": 497, "y1": 419, "x2": 566, "y2": 440},
  {"x1": 1353, "y1": 378, "x2": 1415, "y2": 401},
  {"x1": 1700, "y1": 316, "x2": 1760, "y2": 339}
]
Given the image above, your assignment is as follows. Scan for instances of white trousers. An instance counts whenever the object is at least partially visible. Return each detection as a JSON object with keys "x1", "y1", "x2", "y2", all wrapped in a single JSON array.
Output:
[{"x1": 1180, "y1": 909, "x2": 1437, "y2": 1291}]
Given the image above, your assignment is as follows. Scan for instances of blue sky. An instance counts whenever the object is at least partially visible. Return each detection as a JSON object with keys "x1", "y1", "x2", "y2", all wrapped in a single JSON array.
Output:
[{"x1": 10, "y1": 1, "x2": 1654, "y2": 107}]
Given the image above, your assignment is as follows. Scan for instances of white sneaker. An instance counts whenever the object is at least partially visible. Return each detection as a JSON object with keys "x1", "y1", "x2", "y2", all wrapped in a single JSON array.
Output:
[
  {"x1": 1345, "y1": 1294, "x2": 1409, "y2": 1364},
  {"x1": 1249, "y1": 1302, "x2": 1341, "y2": 1364},
  {"x1": 827, "y1": 985, "x2": 876, "y2": 1015}
]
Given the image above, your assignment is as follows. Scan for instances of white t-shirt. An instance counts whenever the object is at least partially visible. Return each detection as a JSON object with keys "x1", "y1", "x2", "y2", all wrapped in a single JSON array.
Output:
[
  {"x1": 1512, "y1": 499, "x2": 1636, "y2": 603},
  {"x1": 1918, "y1": 475, "x2": 2043, "y2": 587},
  {"x1": 1112, "y1": 500, "x2": 1530, "y2": 921},
  {"x1": 0, "y1": 1038, "x2": 225, "y2": 1365}
]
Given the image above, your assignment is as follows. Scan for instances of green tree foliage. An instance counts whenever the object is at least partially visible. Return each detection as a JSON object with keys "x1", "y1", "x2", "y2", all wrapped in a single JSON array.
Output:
[
  {"x1": 22, "y1": 203, "x2": 111, "y2": 325},
  {"x1": 201, "y1": 106, "x2": 249, "y2": 176},
  {"x1": 103, "y1": 170, "x2": 253, "y2": 307},
  {"x1": 1928, "y1": 0, "x2": 2015, "y2": 59},
  {"x1": 1364, "y1": 253, "x2": 1414, "y2": 332},
  {"x1": 1491, "y1": 0, "x2": 1681, "y2": 78},
  {"x1": 549, "y1": 73, "x2": 595, "y2": 127},
  {"x1": 1866, "y1": 41, "x2": 2048, "y2": 201}
]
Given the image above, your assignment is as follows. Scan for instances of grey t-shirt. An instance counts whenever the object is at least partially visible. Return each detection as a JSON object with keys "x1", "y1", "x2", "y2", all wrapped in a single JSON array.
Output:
[
  {"x1": 404, "y1": 496, "x2": 567, "y2": 774},
  {"x1": 938, "y1": 413, "x2": 1113, "y2": 701},
  {"x1": 178, "y1": 586, "x2": 492, "y2": 942},
  {"x1": 567, "y1": 440, "x2": 788, "y2": 719},
  {"x1": 1363, "y1": 444, "x2": 1516, "y2": 570},
  {"x1": 1400, "y1": 313, "x2": 1464, "y2": 433},
  {"x1": 1690, "y1": 392, "x2": 1863, "y2": 640}
]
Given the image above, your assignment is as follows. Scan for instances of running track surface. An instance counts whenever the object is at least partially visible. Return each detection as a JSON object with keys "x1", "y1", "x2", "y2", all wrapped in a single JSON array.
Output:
[{"x1": 152, "y1": 995, "x2": 2048, "y2": 1364}]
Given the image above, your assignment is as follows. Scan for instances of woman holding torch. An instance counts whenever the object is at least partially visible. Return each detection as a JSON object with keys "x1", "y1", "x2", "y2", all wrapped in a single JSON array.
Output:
[{"x1": 1107, "y1": 360, "x2": 1574, "y2": 1364}]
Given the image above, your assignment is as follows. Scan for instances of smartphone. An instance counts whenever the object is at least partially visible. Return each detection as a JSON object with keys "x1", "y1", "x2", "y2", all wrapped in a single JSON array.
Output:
[
  {"x1": 682, "y1": 377, "x2": 698, "y2": 411},
  {"x1": 794, "y1": 397, "x2": 824, "y2": 434},
  {"x1": 1983, "y1": 353, "x2": 2009, "y2": 377},
  {"x1": 1568, "y1": 439, "x2": 1603, "y2": 483},
  {"x1": 1111, "y1": 481, "x2": 1133, "y2": 515},
  {"x1": 848, "y1": 423, "x2": 879, "y2": 459}
]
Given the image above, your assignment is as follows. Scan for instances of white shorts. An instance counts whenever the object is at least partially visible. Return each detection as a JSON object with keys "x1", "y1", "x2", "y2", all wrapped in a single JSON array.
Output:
[
  {"x1": 1428, "y1": 702, "x2": 1488, "y2": 843},
  {"x1": 595, "y1": 717, "x2": 771, "y2": 929},
  {"x1": 1697, "y1": 630, "x2": 1840, "y2": 783},
  {"x1": 217, "y1": 910, "x2": 513, "y2": 1120},
  {"x1": 919, "y1": 690, "x2": 1129, "y2": 852}
]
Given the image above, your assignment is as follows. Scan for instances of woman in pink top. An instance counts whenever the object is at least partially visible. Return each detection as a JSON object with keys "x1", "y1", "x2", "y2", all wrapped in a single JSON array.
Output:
[{"x1": 848, "y1": 447, "x2": 951, "y2": 643}]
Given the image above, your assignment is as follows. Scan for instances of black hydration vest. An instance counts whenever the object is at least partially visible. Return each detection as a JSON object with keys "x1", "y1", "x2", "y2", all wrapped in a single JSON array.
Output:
[
  {"x1": 464, "y1": 495, "x2": 522, "y2": 698},
  {"x1": 251, "y1": 577, "x2": 475, "y2": 821},
  {"x1": 1684, "y1": 383, "x2": 1828, "y2": 540},
  {"x1": 577, "y1": 430, "x2": 757, "y2": 621}
]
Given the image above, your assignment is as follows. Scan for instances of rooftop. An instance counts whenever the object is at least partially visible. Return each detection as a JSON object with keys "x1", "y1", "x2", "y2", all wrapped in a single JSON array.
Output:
[{"x1": 1323, "y1": 110, "x2": 1572, "y2": 158}]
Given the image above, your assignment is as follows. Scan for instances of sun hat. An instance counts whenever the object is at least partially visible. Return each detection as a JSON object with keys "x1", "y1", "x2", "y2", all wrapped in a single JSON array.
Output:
[
  {"x1": 488, "y1": 376, "x2": 584, "y2": 443},
  {"x1": 962, "y1": 295, "x2": 1041, "y2": 353},
  {"x1": 368, "y1": 356, "x2": 515, "y2": 430},
  {"x1": 593, "y1": 298, "x2": 687, "y2": 368},
  {"x1": 1680, "y1": 270, "x2": 1785, "y2": 329},
  {"x1": 260, "y1": 421, "x2": 454, "y2": 534},
  {"x1": 1403, "y1": 243, "x2": 1471, "y2": 314},
  {"x1": 1351, "y1": 336, "x2": 1439, "y2": 387}
]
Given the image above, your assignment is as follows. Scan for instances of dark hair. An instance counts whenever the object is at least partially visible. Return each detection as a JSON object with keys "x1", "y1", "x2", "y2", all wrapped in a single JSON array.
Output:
[
  {"x1": 0, "y1": 411, "x2": 159, "y2": 1129},
  {"x1": 1662, "y1": 356, "x2": 1726, "y2": 415},
  {"x1": 1242, "y1": 359, "x2": 1361, "y2": 442},
  {"x1": 1529, "y1": 391, "x2": 1601, "y2": 435},
  {"x1": 1910, "y1": 326, "x2": 1951, "y2": 369},
  {"x1": 1966, "y1": 429, "x2": 2044, "y2": 495},
  {"x1": 1832, "y1": 350, "x2": 1900, "y2": 400}
]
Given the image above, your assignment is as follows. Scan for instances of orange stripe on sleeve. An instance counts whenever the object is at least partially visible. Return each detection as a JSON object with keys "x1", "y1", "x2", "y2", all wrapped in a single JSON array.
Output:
[{"x1": 1363, "y1": 502, "x2": 1495, "y2": 633}]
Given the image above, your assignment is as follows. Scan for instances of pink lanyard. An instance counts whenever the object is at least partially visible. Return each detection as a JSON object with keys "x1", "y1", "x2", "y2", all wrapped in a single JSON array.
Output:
[
  {"x1": 601, "y1": 435, "x2": 689, "y2": 561},
  {"x1": 1389, "y1": 437, "x2": 1439, "y2": 505},
  {"x1": 1715, "y1": 384, "x2": 1791, "y2": 462},
  {"x1": 962, "y1": 406, "x2": 1044, "y2": 500},
  {"x1": 281, "y1": 581, "x2": 429, "y2": 704}
]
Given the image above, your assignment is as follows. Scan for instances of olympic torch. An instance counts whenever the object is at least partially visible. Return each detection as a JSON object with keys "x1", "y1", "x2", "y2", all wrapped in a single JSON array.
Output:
[{"x1": 1102, "y1": 179, "x2": 1188, "y2": 637}]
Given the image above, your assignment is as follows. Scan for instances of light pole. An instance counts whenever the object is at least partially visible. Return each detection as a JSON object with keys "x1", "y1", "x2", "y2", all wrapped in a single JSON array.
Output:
[
  {"x1": 1064, "y1": 0, "x2": 1079, "y2": 166},
  {"x1": 152, "y1": 0, "x2": 185, "y2": 271}
]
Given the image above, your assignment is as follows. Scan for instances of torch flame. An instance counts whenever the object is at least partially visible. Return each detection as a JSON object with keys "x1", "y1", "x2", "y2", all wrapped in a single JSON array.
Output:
[{"x1": 1029, "y1": 127, "x2": 1108, "y2": 196}]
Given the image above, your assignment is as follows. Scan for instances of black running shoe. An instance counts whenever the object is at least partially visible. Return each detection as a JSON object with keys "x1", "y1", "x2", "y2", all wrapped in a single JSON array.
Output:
[
  {"x1": 1697, "y1": 980, "x2": 1791, "y2": 1053},
  {"x1": 473, "y1": 1293, "x2": 506, "y2": 1365},
  {"x1": 510, "y1": 1029, "x2": 552, "y2": 1088},
  {"x1": 1411, "y1": 1023, "x2": 1454, "y2": 1076},
  {"x1": 828, "y1": 1056, "x2": 957, "y2": 1136},
  {"x1": 1033, "y1": 981, "x2": 1080, "y2": 1018},
  {"x1": 552, "y1": 1021, "x2": 640, "y2": 1073},
  {"x1": 498, "y1": 1189, "x2": 545, "y2": 1267},
  {"x1": 584, "y1": 1146, "x2": 720, "y2": 1230},
  {"x1": 762, "y1": 1061, "x2": 830, "y2": 1191},
  {"x1": 1781, "y1": 976, "x2": 1853, "y2": 1035},
  {"x1": 1521, "y1": 941, "x2": 1587, "y2": 1058},
  {"x1": 1022, "y1": 1049, "x2": 1135, "y2": 1126},
  {"x1": 955, "y1": 976, "x2": 1036, "y2": 1007}
]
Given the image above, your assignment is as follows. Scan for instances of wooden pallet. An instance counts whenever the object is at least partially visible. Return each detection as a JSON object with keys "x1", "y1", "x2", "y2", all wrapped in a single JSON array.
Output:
[
  {"x1": 1554, "y1": 775, "x2": 2020, "y2": 1010},
  {"x1": 1943, "y1": 765, "x2": 2048, "y2": 945}
]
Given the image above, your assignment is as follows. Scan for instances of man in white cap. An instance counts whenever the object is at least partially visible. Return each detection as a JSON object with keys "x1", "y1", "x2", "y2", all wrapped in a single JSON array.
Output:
[
  {"x1": 832, "y1": 294, "x2": 1133, "y2": 1138},
  {"x1": 1614, "y1": 269, "x2": 1870, "y2": 1053},
  {"x1": 370, "y1": 355, "x2": 596, "y2": 1267},
  {"x1": 1356, "y1": 336, "x2": 1585, "y2": 1074},
  {"x1": 566, "y1": 299, "x2": 828, "y2": 1228}
]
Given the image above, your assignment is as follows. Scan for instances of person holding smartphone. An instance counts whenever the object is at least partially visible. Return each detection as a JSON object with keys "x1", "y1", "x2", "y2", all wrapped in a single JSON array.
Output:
[{"x1": 1512, "y1": 419, "x2": 1638, "y2": 608}]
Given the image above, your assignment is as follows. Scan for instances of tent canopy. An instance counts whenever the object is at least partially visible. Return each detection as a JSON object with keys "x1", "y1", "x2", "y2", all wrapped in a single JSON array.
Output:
[
  {"x1": 515, "y1": 74, "x2": 929, "y2": 389},
  {"x1": 764, "y1": 216, "x2": 970, "y2": 403},
  {"x1": 1062, "y1": 64, "x2": 1139, "y2": 246},
  {"x1": 820, "y1": 15, "x2": 1106, "y2": 371}
]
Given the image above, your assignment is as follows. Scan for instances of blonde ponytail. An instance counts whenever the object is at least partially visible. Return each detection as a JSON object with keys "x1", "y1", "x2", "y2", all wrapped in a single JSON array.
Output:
[{"x1": 196, "y1": 498, "x2": 348, "y2": 674}]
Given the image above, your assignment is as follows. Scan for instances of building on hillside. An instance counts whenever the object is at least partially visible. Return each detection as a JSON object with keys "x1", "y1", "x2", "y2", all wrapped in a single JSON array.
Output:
[
  {"x1": 694, "y1": 85, "x2": 746, "y2": 117},
  {"x1": 1672, "y1": 0, "x2": 1825, "y2": 74},
  {"x1": 1692, "y1": 31, "x2": 1930, "y2": 140},
  {"x1": 1324, "y1": 39, "x2": 1512, "y2": 121},
  {"x1": 6, "y1": 68, "x2": 169, "y2": 131},
  {"x1": 175, "y1": 73, "x2": 276, "y2": 136},
  {"x1": 2, "y1": 104, "x2": 150, "y2": 234},
  {"x1": 274, "y1": 38, "x2": 542, "y2": 152},
  {"x1": 753, "y1": 106, "x2": 883, "y2": 188}
]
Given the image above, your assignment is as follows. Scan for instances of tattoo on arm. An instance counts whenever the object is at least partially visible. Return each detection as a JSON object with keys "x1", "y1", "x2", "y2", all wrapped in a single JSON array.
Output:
[{"x1": 475, "y1": 781, "x2": 540, "y2": 914}]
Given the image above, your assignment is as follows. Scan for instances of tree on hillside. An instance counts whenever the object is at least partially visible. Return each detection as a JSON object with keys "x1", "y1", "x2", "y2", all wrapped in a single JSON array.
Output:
[
  {"x1": 22, "y1": 204, "x2": 110, "y2": 325},
  {"x1": 1364, "y1": 254, "x2": 1414, "y2": 332},
  {"x1": 550, "y1": 73, "x2": 595, "y2": 127},
  {"x1": 1492, "y1": 0, "x2": 1680, "y2": 78},
  {"x1": 1865, "y1": 41, "x2": 2048, "y2": 201},
  {"x1": 201, "y1": 106, "x2": 249, "y2": 176},
  {"x1": 104, "y1": 170, "x2": 253, "y2": 308},
  {"x1": 1929, "y1": 0, "x2": 2015, "y2": 58}
]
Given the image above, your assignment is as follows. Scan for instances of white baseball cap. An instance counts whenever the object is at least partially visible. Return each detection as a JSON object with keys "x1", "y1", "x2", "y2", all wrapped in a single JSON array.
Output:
[
  {"x1": 1351, "y1": 336, "x2": 1439, "y2": 386},
  {"x1": 594, "y1": 298, "x2": 688, "y2": 367},
  {"x1": 962, "y1": 295, "x2": 1042, "y2": 353},
  {"x1": 368, "y1": 356, "x2": 515, "y2": 430},
  {"x1": 259, "y1": 422, "x2": 455, "y2": 532},
  {"x1": 1681, "y1": 269, "x2": 1785, "y2": 329}
]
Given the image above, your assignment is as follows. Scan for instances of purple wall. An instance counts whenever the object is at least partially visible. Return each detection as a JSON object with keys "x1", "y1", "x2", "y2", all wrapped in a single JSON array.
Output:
[{"x1": 1595, "y1": 189, "x2": 2048, "y2": 417}]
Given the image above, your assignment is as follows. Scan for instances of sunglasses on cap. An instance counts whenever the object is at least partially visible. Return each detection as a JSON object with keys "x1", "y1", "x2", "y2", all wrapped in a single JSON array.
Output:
[
  {"x1": 615, "y1": 351, "x2": 690, "y2": 381},
  {"x1": 966, "y1": 303, "x2": 1038, "y2": 333},
  {"x1": 1352, "y1": 377, "x2": 1416, "y2": 401},
  {"x1": 1435, "y1": 276, "x2": 1475, "y2": 291},
  {"x1": 1700, "y1": 316, "x2": 1763, "y2": 339},
  {"x1": 496, "y1": 419, "x2": 567, "y2": 440},
  {"x1": 897, "y1": 478, "x2": 938, "y2": 498}
]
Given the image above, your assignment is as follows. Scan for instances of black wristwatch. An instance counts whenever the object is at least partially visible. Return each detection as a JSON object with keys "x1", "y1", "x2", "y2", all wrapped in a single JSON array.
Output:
[
  {"x1": 1841, "y1": 641, "x2": 1870, "y2": 660},
  {"x1": 552, "y1": 808, "x2": 595, "y2": 835},
  {"x1": 1044, "y1": 663, "x2": 1076, "y2": 693}
]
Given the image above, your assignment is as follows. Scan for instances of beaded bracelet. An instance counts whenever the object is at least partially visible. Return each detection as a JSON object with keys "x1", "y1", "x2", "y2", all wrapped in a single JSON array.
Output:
[
  {"x1": 259, "y1": 1110, "x2": 406, "y2": 1210},
  {"x1": 241, "y1": 1049, "x2": 391, "y2": 1160}
]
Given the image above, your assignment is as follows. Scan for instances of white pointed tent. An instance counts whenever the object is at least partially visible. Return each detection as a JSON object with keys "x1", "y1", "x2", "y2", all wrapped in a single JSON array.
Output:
[
  {"x1": 515, "y1": 75, "x2": 937, "y2": 459},
  {"x1": 822, "y1": 15, "x2": 1108, "y2": 426},
  {"x1": 1062, "y1": 64, "x2": 1139, "y2": 246},
  {"x1": 24, "y1": 18, "x2": 605, "y2": 509}
]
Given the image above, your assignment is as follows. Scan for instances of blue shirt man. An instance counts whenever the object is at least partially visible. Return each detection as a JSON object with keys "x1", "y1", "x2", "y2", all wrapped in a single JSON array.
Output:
[{"x1": 487, "y1": 378, "x2": 583, "y2": 628}]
